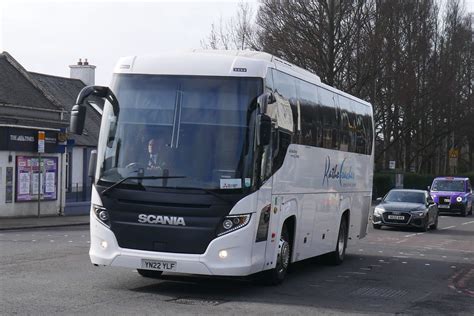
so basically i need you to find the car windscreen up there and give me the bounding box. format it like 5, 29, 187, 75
431, 180, 464, 192
384, 191, 425, 204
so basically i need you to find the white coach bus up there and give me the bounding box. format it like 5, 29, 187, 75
70, 50, 374, 285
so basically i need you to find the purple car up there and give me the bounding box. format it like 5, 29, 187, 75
430, 177, 473, 217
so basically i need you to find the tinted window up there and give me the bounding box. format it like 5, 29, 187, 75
271, 69, 372, 155
385, 191, 426, 204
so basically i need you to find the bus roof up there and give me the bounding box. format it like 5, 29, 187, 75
114, 50, 371, 107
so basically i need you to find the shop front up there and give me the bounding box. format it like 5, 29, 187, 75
0, 126, 67, 217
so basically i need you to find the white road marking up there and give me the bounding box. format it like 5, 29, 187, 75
345, 272, 367, 275
360, 268, 372, 271
441, 226, 455, 230
370, 264, 382, 267
419, 254, 425, 257
394, 256, 408, 258
378, 251, 383, 253
359, 249, 364, 251
461, 221, 474, 225
451, 266, 456, 269
50, 240, 54, 242
425, 263, 430, 266
68, 241, 73, 243
404, 233, 417, 238
402, 262, 407, 264
442, 256, 447, 258
32, 240, 36, 242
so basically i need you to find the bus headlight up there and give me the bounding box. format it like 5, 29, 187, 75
217, 214, 251, 236
93, 205, 110, 228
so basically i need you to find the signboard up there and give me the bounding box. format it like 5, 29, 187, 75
0, 127, 59, 153
449, 148, 459, 159
38, 131, 45, 153
15, 156, 58, 202
389, 161, 396, 170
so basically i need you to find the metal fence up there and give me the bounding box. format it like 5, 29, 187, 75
66, 183, 92, 202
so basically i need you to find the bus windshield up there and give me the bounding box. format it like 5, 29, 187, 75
97, 74, 262, 191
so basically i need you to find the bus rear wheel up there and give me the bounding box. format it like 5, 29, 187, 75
263, 224, 290, 285
328, 216, 348, 265
137, 269, 163, 279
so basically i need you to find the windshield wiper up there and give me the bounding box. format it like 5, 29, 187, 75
101, 175, 186, 196
178, 187, 236, 205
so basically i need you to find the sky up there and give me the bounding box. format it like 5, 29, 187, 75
0, 0, 258, 85
0, 0, 473, 86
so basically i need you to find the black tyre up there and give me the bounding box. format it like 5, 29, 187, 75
420, 219, 429, 232
137, 269, 163, 279
372, 223, 382, 229
328, 216, 348, 265
263, 224, 291, 285
469, 206, 473, 216
461, 207, 468, 217
430, 214, 438, 230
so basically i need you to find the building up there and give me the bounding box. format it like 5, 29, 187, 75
0, 52, 100, 217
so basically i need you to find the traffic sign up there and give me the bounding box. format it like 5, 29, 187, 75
38, 131, 45, 153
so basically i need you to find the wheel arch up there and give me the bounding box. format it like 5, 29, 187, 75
282, 215, 296, 263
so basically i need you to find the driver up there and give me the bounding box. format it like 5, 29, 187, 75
147, 137, 167, 170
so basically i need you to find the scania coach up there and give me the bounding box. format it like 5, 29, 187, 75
70, 50, 374, 284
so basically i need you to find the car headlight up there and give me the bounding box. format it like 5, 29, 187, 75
92, 204, 110, 227
456, 196, 463, 203
374, 207, 384, 216
217, 214, 251, 236
412, 211, 426, 217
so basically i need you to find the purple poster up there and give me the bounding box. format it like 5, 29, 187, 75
16, 156, 58, 202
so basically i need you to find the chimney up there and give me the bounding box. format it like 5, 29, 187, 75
69, 58, 96, 86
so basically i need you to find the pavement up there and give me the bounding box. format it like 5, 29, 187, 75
0, 214, 89, 231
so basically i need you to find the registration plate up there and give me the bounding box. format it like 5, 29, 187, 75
388, 215, 405, 220
438, 204, 450, 209
444, 199, 450, 203
141, 259, 177, 271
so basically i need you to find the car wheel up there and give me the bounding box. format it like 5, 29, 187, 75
430, 214, 438, 230
461, 207, 468, 217
420, 219, 429, 232
263, 224, 291, 285
469, 205, 473, 216
137, 269, 163, 279
372, 223, 382, 229
328, 216, 348, 265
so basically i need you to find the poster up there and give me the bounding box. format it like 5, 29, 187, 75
16, 156, 58, 202
5, 167, 13, 203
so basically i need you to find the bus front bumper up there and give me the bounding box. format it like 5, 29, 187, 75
89, 213, 261, 276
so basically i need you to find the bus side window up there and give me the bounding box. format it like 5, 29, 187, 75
272, 131, 292, 173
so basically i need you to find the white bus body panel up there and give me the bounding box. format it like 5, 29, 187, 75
90, 186, 268, 276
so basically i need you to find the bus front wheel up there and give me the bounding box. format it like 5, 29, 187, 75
263, 224, 291, 285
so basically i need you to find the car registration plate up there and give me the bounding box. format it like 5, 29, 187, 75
141, 259, 177, 271
438, 204, 449, 209
444, 199, 450, 203
388, 215, 405, 220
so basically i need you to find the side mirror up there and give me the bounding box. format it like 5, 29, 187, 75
256, 92, 276, 113
70, 85, 119, 135
70, 103, 86, 135
258, 114, 272, 146
374, 197, 382, 205
427, 185, 431, 191
88, 150, 97, 180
